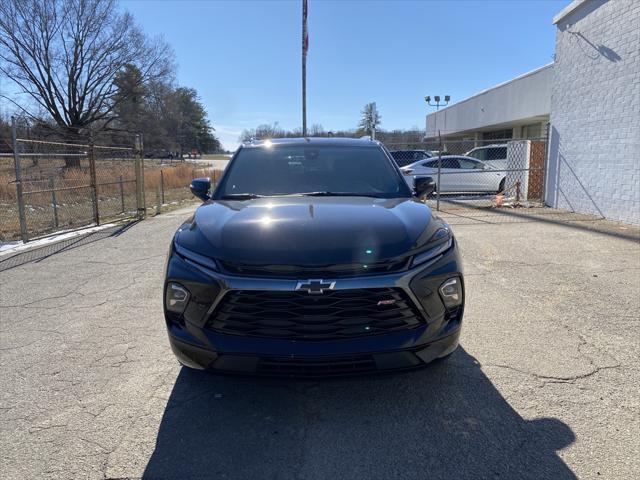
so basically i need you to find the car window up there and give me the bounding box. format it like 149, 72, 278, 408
487, 147, 507, 160
458, 158, 482, 169
467, 149, 485, 161
422, 158, 460, 168
219, 145, 409, 198
440, 157, 460, 169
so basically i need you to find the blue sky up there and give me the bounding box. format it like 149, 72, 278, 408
3, 0, 566, 150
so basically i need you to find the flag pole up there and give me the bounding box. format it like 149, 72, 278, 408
302, 0, 308, 137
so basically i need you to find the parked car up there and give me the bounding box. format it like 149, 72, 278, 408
465, 144, 508, 171
389, 149, 432, 167
163, 137, 464, 376
400, 155, 506, 193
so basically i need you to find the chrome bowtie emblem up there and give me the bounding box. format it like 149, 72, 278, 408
295, 279, 336, 295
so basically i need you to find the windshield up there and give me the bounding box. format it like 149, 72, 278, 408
217, 145, 410, 198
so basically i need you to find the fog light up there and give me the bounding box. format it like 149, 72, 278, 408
439, 277, 462, 309
166, 283, 190, 314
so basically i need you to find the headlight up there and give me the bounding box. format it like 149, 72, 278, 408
439, 277, 463, 309
165, 282, 190, 314
173, 240, 219, 272
411, 237, 452, 267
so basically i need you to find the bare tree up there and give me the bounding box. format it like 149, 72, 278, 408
0, 0, 173, 165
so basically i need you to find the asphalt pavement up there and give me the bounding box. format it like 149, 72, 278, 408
1, 205, 638, 479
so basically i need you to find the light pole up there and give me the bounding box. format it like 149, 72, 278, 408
425, 94, 450, 139
424, 95, 450, 111
424, 95, 450, 212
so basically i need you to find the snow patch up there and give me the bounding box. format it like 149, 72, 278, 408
0, 223, 117, 257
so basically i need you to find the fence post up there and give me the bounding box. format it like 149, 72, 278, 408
156, 181, 162, 215
49, 177, 59, 228
119, 175, 125, 213
134, 134, 146, 219
11, 116, 29, 242
160, 169, 165, 205
541, 122, 550, 206
88, 139, 99, 225
436, 130, 442, 211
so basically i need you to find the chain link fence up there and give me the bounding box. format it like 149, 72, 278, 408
385, 135, 548, 212
1, 117, 223, 244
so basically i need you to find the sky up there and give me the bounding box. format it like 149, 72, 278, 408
2, 0, 567, 150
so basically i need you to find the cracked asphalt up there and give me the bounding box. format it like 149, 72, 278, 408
1, 205, 639, 480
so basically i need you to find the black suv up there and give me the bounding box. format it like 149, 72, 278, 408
389, 149, 432, 167
163, 137, 464, 376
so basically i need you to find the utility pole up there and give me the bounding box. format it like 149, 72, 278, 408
302, 0, 308, 136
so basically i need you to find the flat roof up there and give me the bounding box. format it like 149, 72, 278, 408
553, 0, 589, 24
426, 63, 552, 137
431, 63, 553, 116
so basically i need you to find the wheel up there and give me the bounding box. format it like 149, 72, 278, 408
498, 178, 505, 193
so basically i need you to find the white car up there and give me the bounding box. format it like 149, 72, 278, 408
401, 155, 506, 193
465, 144, 508, 171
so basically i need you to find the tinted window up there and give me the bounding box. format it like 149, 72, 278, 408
458, 158, 482, 169
219, 145, 408, 198
467, 149, 485, 161
389, 151, 416, 167
487, 147, 507, 160
422, 158, 460, 168
440, 157, 460, 169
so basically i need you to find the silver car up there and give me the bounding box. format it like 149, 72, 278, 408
400, 155, 506, 193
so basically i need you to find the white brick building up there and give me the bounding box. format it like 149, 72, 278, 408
425, 0, 639, 223
546, 0, 639, 224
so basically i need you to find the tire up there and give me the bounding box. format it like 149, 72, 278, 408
498, 178, 505, 193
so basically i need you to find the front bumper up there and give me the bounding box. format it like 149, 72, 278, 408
163, 240, 464, 376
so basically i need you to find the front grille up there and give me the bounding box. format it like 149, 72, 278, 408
257, 354, 377, 376
206, 288, 424, 341
218, 258, 409, 278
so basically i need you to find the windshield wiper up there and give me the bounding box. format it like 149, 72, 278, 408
220, 193, 263, 200
299, 191, 385, 198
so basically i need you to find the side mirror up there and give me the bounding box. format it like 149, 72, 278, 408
414, 176, 436, 198
190, 177, 211, 201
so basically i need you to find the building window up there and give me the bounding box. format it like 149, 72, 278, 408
522, 123, 542, 139
482, 129, 513, 141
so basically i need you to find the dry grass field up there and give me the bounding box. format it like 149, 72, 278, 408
0, 158, 222, 243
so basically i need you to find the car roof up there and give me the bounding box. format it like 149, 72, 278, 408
242, 137, 379, 148
401, 155, 484, 168
468, 144, 507, 151
389, 149, 427, 152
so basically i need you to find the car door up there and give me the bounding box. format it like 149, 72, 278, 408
457, 158, 503, 192
431, 157, 460, 192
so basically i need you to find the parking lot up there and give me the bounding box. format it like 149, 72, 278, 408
1, 205, 638, 480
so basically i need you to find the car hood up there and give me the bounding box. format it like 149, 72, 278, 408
175, 196, 440, 266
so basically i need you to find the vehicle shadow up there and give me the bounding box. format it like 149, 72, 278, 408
142, 348, 576, 480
